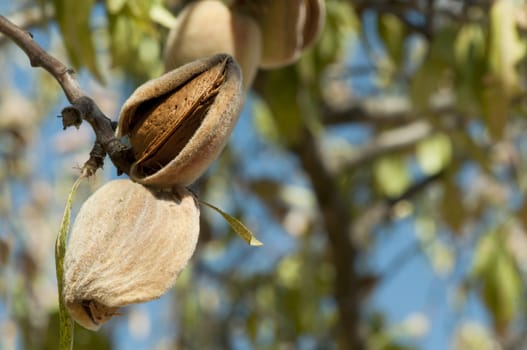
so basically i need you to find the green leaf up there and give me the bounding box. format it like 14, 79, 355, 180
52, 0, 104, 82
452, 322, 497, 350
488, 0, 526, 93
410, 26, 457, 110
471, 228, 523, 335
416, 133, 452, 175
378, 13, 406, 68
481, 0, 527, 140
106, 0, 127, 14
373, 155, 410, 197
200, 201, 263, 246
55, 176, 85, 350
316, 1, 358, 65
252, 97, 280, 144
149, 3, 177, 28
454, 23, 486, 114
471, 230, 497, 277
106, 4, 162, 79
262, 67, 303, 144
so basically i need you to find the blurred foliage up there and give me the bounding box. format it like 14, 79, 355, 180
3, 0, 527, 349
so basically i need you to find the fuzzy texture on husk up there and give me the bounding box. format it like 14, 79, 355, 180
63, 179, 200, 330
117, 54, 243, 187
252, 0, 325, 69
164, 0, 262, 89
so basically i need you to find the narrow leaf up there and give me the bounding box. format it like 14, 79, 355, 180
378, 13, 406, 67
200, 201, 263, 246
52, 0, 104, 82
55, 176, 84, 350
149, 3, 177, 29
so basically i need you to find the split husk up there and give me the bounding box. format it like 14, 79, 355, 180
117, 54, 243, 187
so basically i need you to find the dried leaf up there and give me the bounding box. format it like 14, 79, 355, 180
200, 200, 263, 246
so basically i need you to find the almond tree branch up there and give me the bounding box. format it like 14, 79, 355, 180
323, 104, 414, 125
0, 15, 132, 175
0, 15, 82, 101
293, 127, 365, 350
0, 4, 54, 47
353, 170, 445, 248
338, 120, 433, 172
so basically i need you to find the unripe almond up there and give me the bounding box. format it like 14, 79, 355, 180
63, 179, 200, 330
117, 54, 243, 187
164, 0, 262, 89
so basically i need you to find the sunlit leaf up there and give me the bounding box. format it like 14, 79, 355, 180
149, 3, 177, 28
138, 36, 160, 67
488, 0, 526, 93
52, 0, 103, 82
453, 322, 499, 350
105, 0, 126, 14
483, 251, 522, 336
481, 0, 527, 140
253, 97, 280, 144
316, 1, 358, 65
374, 155, 410, 197
472, 230, 496, 277
277, 255, 302, 288
427, 241, 455, 276
106, 2, 162, 79
416, 133, 452, 175
126, 0, 155, 18
200, 201, 263, 246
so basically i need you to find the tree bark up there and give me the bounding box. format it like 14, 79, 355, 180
294, 128, 365, 350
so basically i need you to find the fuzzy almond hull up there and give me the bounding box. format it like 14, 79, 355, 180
63, 179, 200, 330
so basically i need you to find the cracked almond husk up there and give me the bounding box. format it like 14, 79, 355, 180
117, 54, 243, 187
63, 179, 200, 330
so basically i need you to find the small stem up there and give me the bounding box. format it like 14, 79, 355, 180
83, 141, 106, 177
68, 97, 133, 175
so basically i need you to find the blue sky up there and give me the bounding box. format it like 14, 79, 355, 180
0, 3, 496, 349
